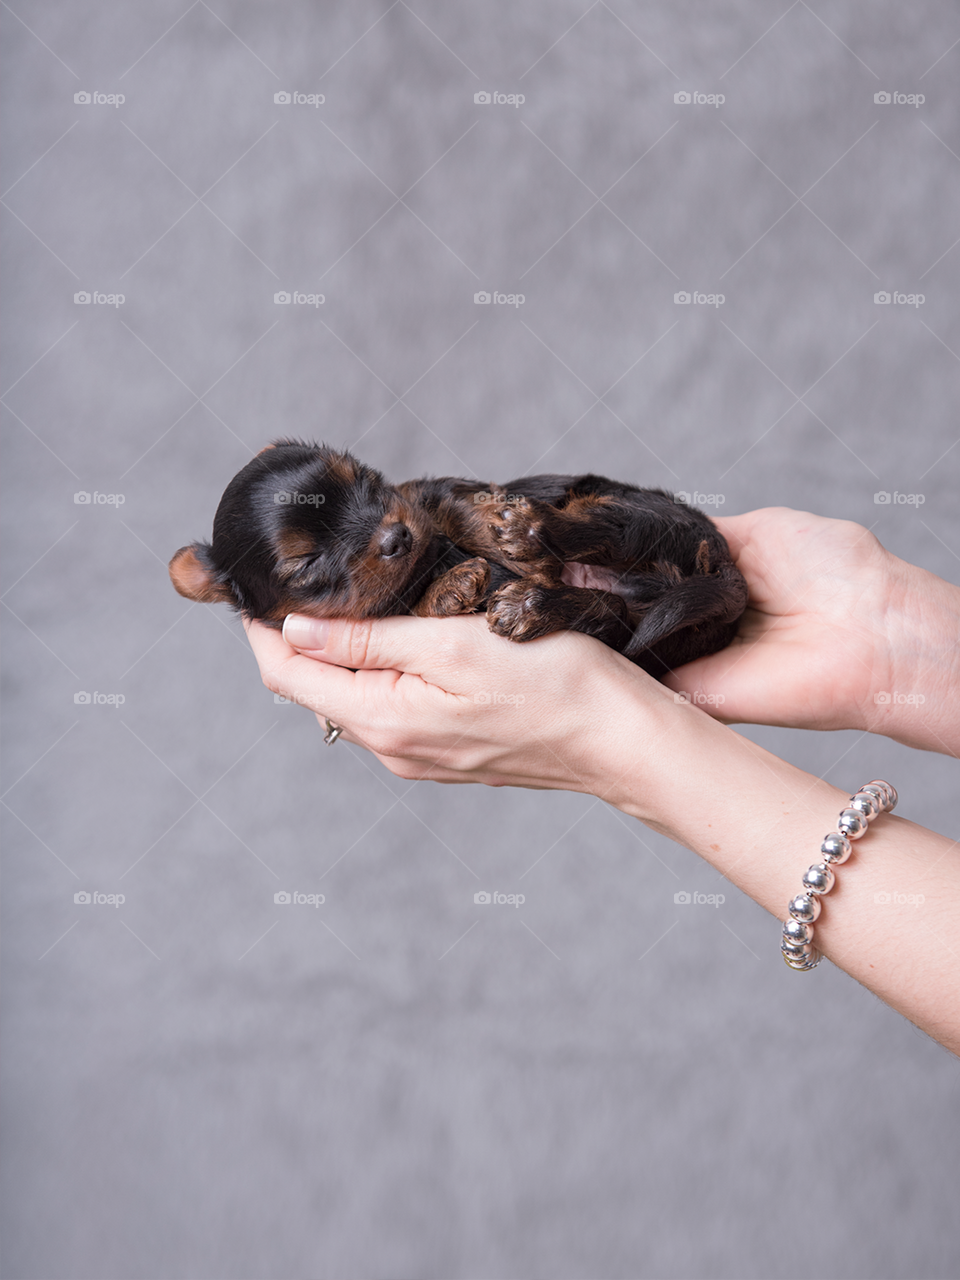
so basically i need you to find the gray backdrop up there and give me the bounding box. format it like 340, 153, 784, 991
2, 3, 959, 1278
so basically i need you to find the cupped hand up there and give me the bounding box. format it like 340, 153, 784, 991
662, 508, 899, 733
244, 613, 676, 796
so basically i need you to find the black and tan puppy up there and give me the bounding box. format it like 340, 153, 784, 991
169, 441, 748, 677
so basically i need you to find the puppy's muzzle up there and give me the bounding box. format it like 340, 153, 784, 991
378, 523, 413, 558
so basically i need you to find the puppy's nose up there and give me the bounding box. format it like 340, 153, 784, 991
378, 523, 413, 558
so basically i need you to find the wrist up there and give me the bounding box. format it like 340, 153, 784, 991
862, 552, 960, 754
600, 696, 850, 916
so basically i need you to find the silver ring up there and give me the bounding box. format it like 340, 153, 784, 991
323, 718, 344, 745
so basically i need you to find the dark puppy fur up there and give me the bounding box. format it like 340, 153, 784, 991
169, 440, 748, 678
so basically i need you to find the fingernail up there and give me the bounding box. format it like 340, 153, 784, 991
282, 615, 329, 649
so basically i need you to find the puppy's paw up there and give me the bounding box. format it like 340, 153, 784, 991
486, 580, 554, 641
416, 557, 490, 616
486, 496, 551, 562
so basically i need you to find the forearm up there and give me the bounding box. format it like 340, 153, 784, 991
260, 613, 960, 1051
600, 699, 960, 1055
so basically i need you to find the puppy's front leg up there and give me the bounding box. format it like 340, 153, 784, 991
411, 558, 490, 617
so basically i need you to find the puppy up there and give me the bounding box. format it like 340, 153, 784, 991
169, 440, 748, 677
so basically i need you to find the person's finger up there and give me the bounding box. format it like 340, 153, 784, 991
662, 626, 794, 727
710, 511, 764, 561
281, 612, 490, 682
244, 616, 373, 720
243, 616, 296, 668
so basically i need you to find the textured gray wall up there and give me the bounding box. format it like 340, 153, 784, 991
2, 4, 959, 1278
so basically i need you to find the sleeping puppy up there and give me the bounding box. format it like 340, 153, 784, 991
169, 440, 748, 677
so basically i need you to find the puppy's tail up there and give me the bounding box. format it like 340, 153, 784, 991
624, 559, 748, 674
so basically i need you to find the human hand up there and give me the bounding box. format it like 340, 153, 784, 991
662, 507, 960, 754
245, 613, 677, 800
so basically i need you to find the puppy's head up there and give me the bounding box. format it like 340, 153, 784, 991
169, 441, 439, 624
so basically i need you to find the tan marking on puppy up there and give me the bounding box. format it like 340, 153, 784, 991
168, 546, 234, 603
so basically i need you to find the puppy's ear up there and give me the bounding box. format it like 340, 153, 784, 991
169, 543, 234, 604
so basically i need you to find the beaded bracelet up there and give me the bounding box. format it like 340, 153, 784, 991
781, 779, 898, 971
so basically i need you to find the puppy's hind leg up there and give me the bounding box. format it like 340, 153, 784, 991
487, 580, 633, 646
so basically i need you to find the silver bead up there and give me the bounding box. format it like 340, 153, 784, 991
849, 791, 881, 821
802, 862, 836, 895
866, 779, 897, 812
821, 831, 852, 864
838, 808, 868, 839
780, 938, 810, 958
783, 917, 814, 946
859, 783, 888, 809
859, 783, 886, 810
788, 892, 821, 923
781, 942, 821, 971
